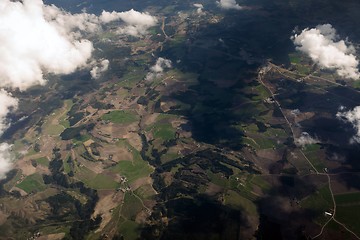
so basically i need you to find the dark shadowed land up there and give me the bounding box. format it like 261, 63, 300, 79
1, 0, 360, 239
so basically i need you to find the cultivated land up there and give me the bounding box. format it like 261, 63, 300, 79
1, 1, 360, 240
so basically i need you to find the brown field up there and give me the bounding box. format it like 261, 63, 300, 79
123, 132, 142, 152
253, 149, 283, 173
93, 190, 124, 233
100, 144, 133, 163
330, 174, 360, 195
38, 233, 66, 240
129, 177, 153, 191
205, 183, 224, 196
0, 188, 58, 224
142, 113, 160, 127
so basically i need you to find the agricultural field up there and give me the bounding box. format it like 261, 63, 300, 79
2, 1, 360, 239
101, 110, 139, 124
16, 173, 46, 193
333, 192, 360, 236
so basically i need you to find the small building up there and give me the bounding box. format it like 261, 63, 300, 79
324, 211, 332, 217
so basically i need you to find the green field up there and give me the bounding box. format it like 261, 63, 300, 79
152, 123, 176, 141
301, 185, 333, 225
251, 85, 271, 101
155, 113, 178, 121
110, 142, 153, 183
46, 125, 65, 136
118, 220, 140, 240
118, 70, 146, 88
302, 146, 325, 172
335, 205, 360, 236
133, 184, 156, 199
59, 100, 74, 128
35, 157, 49, 167
145, 115, 178, 143
110, 160, 153, 184
101, 110, 139, 124
225, 190, 258, 215
235, 179, 259, 202
305, 154, 325, 172
43, 99, 73, 136
335, 192, 360, 205
121, 193, 143, 220
207, 171, 230, 188
253, 137, 276, 149
264, 128, 288, 138
16, 173, 46, 193
288, 53, 301, 64
241, 137, 260, 149
303, 144, 321, 152
63, 158, 71, 174
90, 174, 119, 189
251, 175, 271, 193
112, 192, 144, 240
76, 166, 119, 190
333, 192, 360, 235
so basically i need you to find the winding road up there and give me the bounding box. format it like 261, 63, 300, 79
258, 63, 360, 239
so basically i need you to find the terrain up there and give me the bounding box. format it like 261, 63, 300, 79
1, 0, 360, 239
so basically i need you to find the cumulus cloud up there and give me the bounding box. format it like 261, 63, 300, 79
44, 5, 102, 36
0, 90, 18, 135
295, 132, 319, 146
194, 3, 204, 8
0, 143, 13, 180
101, 9, 158, 37
290, 109, 301, 116
145, 57, 172, 81
0, 0, 157, 179
0, 0, 89, 179
216, 0, 244, 10
0, 0, 97, 91
0, 91, 16, 180
90, 59, 110, 79
292, 24, 360, 80
0, 1, 158, 91
151, 58, 172, 73
337, 106, 360, 143
193, 3, 205, 15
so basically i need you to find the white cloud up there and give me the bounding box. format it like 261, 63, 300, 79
145, 57, 172, 81
292, 24, 360, 80
0, 0, 157, 179
151, 57, 172, 73
0, 90, 18, 135
0, 0, 97, 91
193, 3, 205, 15
0, 88, 16, 181
44, 5, 102, 36
337, 106, 360, 143
0, 143, 13, 180
290, 109, 301, 116
100, 10, 123, 23
90, 59, 110, 79
216, 0, 244, 10
101, 9, 158, 37
0, 1, 158, 91
194, 3, 204, 8
295, 132, 319, 146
